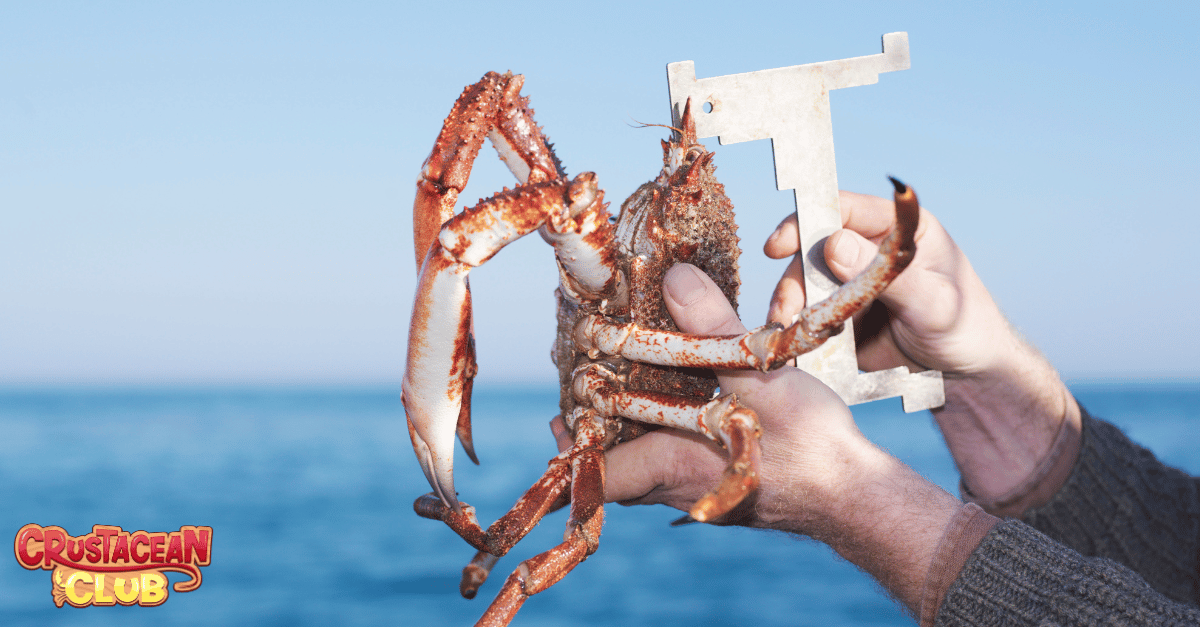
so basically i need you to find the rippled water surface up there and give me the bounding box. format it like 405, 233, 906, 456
1, 383, 1197, 626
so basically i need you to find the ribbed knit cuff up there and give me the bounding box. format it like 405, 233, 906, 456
918, 503, 999, 627
1021, 411, 1200, 604
935, 519, 1200, 625
960, 396, 1082, 518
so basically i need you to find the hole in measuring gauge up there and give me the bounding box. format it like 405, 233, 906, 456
703, 101, 714, 113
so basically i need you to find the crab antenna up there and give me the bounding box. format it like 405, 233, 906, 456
629, 119, 683, 134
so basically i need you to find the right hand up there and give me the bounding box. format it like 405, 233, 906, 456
765, 189, 1080, 508
764, 189, 1016, 377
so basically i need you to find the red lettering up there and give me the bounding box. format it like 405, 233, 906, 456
84, 536, 103, 563
149, 534, 165, 563
15, 524, 212, 573
95, 527, 118, 563
111, 535, 130, 562
15, 525, 43, 568
131, 534, 150, 564
43, 528, 66, 568
66, 538, 86, 562
66, 535, 87, 562
183, 528, 211, 564
164, 534, 184, 563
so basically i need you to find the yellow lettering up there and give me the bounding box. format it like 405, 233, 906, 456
139, 572, 167, 605
92, 573, 115, 605
65, 571, 94, 606
114, 576, 140, 604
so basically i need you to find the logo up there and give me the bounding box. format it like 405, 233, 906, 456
14, 524, 212, 607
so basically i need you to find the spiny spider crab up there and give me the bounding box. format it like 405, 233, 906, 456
404, 71, 920, 626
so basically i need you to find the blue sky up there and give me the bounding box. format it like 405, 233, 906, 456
2, 1, 1197, 385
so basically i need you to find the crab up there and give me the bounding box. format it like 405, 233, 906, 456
403, 71, 920, 626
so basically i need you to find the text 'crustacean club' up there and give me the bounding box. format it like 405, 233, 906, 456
14, 524, 213, 607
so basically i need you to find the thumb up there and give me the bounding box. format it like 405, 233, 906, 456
661, 263, 748, 336
662, 263, 779, 402
825, 228, 877, 284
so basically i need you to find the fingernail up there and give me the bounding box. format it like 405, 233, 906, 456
664, 264, 708, 306
829, 231, 860, 270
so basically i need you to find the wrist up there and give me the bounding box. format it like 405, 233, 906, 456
934, 335, 1080, 506
824, 446, 962, 613
746, 420, 966, 613
752, 429, 880, 533
770, 436, 962, 612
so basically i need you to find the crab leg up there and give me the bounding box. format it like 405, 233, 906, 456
575, 178, 921, 373
414, 410, 600, 594
414, 410, 604, 612
460, 551, 500, 600
474, 413, 606, 627
571, 364, 762, 522
413, 71, 564, 268
412, 451, 573, 557
413, 72, 566, 471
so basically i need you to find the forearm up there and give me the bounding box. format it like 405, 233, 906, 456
933, 333, 1082, 515
754, 436, 965, 613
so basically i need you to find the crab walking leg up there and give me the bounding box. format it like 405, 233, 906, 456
475, 414, 607, 627
792, 176, 919, 338
413, 71, 564, 268
415, 412, 594, 599
575, 315, 772, 369
572, 364, 762, 522
460, 551, 500, 600
412, 451, 572, 557
405, 173, 608, 512
575, 178, 922, 373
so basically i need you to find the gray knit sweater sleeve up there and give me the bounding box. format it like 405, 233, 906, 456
935, 412, 1200, 625
936, 521, 1200, 625
1023, 412, 1200, 603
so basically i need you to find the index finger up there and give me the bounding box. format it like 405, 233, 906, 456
764, 190, 899, 260
838, 190, 898, 243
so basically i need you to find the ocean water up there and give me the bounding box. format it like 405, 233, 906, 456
1, 382, 1197, 626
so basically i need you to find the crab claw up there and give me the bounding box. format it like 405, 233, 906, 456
404, 401, 458, 514
404, 245, 476, 514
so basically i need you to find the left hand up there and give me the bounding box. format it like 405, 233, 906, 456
550, 262, 961, 612
549, 263, 903, 531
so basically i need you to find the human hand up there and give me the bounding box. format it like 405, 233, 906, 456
554, 263, 862, 530
764, 190, 1013, 376
764, 189, 1080, 510
551, 262, 961, 610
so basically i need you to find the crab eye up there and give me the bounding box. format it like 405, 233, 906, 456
684, 147, 704, 164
